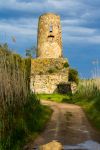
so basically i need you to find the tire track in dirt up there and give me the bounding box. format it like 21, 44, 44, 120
26, 100, 100, 149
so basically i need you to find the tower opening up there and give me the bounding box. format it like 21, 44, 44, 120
50, 24, 53, 32
48, 35, 54, 38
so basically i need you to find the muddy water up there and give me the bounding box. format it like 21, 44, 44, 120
64, 140, 100, 150
33, 140, 100, 150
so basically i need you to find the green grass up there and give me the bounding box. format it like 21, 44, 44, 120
71, 79, 100, 130
22, 104, 52, 149
72, 98, 100, 130
0, 93, 52, 150
37, 93, 71, 103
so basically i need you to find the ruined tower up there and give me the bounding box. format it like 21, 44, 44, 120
37, 13, 62, 58
30, 13, 69, 94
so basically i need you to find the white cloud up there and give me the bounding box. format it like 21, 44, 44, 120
63, 34, 100, 44
61, 19, 86, 26
0, 0, 44, 12
0, 0, 100, 46
62, 25, 100, 44
63, 26, 96, 36
88, 36, 100, 44
0, 18, 37, 37
0, 0, 89, 16
47, 0, 82, 10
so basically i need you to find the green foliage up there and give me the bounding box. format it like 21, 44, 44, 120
38, 94, 71, 103
0, 44, 52, 150
63, 62, 69, 68
0, 93, 52, 150
69, 68, 79, 84
0, 43, 11, 56
72, 80, 100, 101
72, 79, 100, 130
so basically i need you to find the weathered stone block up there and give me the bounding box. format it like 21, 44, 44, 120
30, 73, 68, 94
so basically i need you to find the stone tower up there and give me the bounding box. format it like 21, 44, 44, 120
30, 13, 69, 94
37, 13, 62, 58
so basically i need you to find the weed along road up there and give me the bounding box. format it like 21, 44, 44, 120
28, 100, 100, 150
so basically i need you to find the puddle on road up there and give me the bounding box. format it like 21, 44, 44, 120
64, 140, 100, 150
33, 140, 100, 150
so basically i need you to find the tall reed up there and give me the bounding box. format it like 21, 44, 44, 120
0, 44, 52, 150
76, 79, 100, 100
72, 78, 100, 129
0, 45, 30, 149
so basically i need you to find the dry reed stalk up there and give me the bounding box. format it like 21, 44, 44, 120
0, 48, 30, 148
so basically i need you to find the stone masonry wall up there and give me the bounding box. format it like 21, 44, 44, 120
30, 58, 69, 94
30, 13, 69, 94
37, 13, 62, 58
30, 73, 68, 94
31, 58, 69, 75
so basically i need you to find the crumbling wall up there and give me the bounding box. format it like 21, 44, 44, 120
30, 74, 68, 94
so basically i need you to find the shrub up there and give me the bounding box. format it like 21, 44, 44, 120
63, 62, 69, 68
69, 68, 79, 84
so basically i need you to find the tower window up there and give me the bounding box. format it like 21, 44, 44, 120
50, 24, 53, 32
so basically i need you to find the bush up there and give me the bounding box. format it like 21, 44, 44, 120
69, 68, 79, 84
63, 62, 69, 68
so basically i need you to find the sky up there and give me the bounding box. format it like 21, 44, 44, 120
0, 0, 100, 78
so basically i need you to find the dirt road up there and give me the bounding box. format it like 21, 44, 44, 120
27, 100, 100, 149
